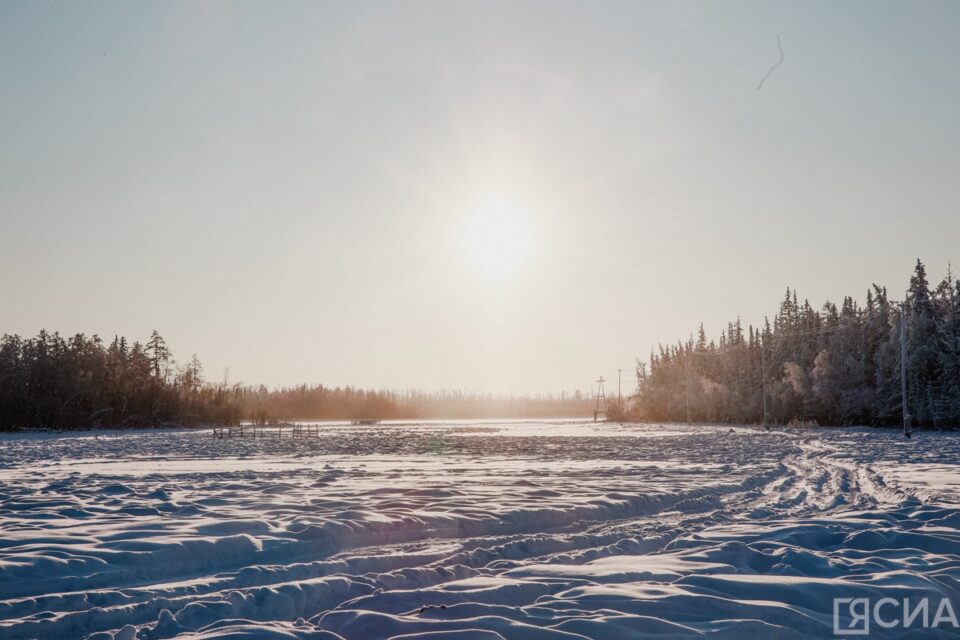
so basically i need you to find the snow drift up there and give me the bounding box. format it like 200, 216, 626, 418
0, 422, 957, 639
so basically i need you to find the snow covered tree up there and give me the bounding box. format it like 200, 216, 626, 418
636, 260, 959, 429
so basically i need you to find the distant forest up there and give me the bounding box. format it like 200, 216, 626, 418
0, 331, 592, 429
5, 259, 957, 431
634, 260, 960, 428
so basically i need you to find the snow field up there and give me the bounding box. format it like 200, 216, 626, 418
0, 422, 958, 639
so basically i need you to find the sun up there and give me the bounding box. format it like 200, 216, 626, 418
464, 198, 532, 279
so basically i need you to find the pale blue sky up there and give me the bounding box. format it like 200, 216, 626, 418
2, 1, 959, 393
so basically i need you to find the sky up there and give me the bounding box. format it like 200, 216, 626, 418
2, 1, 960, 395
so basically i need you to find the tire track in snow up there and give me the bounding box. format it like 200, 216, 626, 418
2, 424, 944, 640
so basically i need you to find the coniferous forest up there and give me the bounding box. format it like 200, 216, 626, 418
0, 331, 242, 429
634, 260, 960, 428
3, 259, 957, 431
0, 330, 591, 429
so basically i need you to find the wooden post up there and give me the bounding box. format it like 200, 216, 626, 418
760, 336, 769, 430
901, 301, 912, 438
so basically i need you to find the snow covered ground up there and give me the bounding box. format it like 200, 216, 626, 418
1, 422, 958, 639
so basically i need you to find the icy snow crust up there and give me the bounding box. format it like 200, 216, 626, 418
0, 422, 958, 639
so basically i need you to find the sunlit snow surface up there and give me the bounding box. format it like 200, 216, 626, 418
1, 422, 959, 639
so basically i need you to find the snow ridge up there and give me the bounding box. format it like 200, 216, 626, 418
0, 423, 957, 639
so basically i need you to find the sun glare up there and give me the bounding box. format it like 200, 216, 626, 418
464, 199, 532, 279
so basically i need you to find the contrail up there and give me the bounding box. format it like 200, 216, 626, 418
756, 35, 784, 91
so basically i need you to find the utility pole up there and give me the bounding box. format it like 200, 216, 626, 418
685, 356, 691, 425
594, 376, 607, 422
760, 336, 769, 431
900, 300, 912, 438
618, 369, 623, 405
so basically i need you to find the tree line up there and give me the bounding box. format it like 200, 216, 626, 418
0, 331, 592, 429
0, 331, 242, 429
634, 260, 960, 428
243, 385, 593, 424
